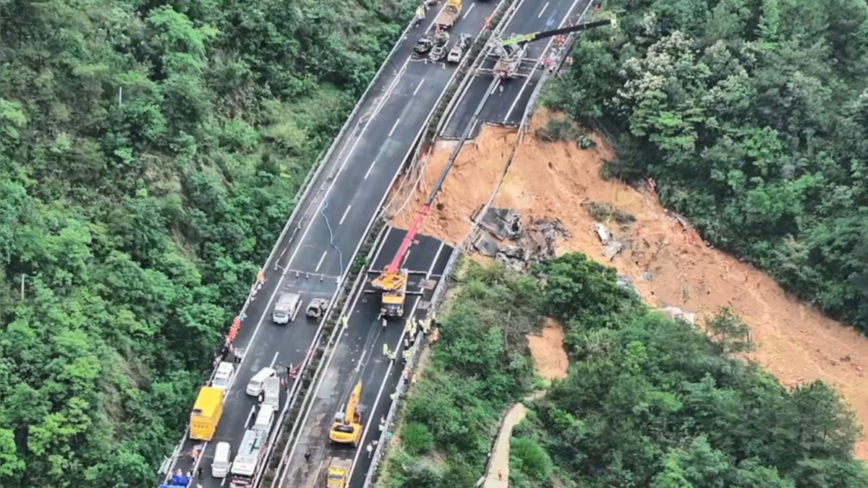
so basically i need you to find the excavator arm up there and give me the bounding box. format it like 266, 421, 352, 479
501, 19, 612, 47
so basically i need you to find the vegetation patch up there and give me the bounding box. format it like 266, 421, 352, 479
0, 0, 413, 485
380, 253, 868, 487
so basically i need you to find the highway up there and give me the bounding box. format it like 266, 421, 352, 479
161, 1, 499, 487
274, 228, 450, 488
442, 0, 594, 138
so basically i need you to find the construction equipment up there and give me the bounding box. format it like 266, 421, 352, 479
189, 386, 224, 441
327, 458, 353, 488
306, 298, 329, 320
488, 19, 613, 78
329, 382, 363, 446
435, 0, 462, 29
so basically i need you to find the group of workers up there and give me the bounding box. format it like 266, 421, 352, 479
382, 312, 437, 363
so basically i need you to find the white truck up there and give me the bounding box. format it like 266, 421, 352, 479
272, 292, 302, 324
229, 428, 268, 488
261, 376, 280, 411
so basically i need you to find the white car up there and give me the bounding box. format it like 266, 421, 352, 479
211, 361, 236, 393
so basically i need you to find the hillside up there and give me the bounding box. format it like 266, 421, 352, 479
377, 257, 868, 487
546, 0, 868, 333
0, 0, 411, 485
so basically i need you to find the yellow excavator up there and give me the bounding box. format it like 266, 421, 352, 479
329, 382, 363, 446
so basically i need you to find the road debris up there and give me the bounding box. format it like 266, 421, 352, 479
470, 207, 569, 270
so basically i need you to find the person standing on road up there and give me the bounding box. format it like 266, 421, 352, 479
197, 466, 203, 478
366, 442, 374, 458
304, 451, 312, 463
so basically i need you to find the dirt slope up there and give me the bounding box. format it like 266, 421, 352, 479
527, 319, 569, 381
389, 111, 868, 459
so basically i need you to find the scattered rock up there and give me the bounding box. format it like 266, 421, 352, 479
660, 306, 697, 326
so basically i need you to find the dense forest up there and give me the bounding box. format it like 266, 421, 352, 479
0, 0, 411, 485
378, 256, 868, 487
545, 0, 868, 331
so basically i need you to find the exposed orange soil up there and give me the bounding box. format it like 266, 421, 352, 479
527, 319, 569, 381
389, 127, 517, 244
389, 110, 868, 459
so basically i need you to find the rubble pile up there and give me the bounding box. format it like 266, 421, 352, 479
470, 207, 570, 271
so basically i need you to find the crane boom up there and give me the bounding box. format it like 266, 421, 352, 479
385, 203, 431, 276
501, 19, 612, 47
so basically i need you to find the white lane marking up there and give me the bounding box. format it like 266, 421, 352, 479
339, 205, 352, 226
347, 241, 446, 481
221, 471, 228, 486
246, 405, 256, 428
274, 0, 453, 279
388, 118, 401, 137
316, 251, 328, 272
269, 351, 280, 368
538, 1, 549, 17
364, 160, 377, 180
278, 228, 394, 487
463, 2, 475, 18
413, 79, 426, 96
503, 0, 584, 123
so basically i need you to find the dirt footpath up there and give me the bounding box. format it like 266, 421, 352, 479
390, 110, 868, 459
485, 403, 529, 488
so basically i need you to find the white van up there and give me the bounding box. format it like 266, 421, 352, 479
211, 361, 235, 393
272, 292, 302, 324
212, 441, 231, 478
253, 404, 276, 432
246, 367, 276, 396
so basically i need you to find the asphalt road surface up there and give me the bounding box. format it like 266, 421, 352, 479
160, 1, 498, 487
442, 0, 594, 138
275, 228, 451, 488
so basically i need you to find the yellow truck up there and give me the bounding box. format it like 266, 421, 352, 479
435, 0, 463, 29
190, 386, 224, 441
326, 458, 352, 488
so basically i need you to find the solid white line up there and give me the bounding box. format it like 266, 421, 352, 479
339, 205, 352, 226
364, 160, 377, 180
388, 118, 401, 137
503, 0, 583, 123
246, 405, 256, 428
347, 241, 445, 480
538, 1, 549, 17
463, 2, 475, 18
278, 228, 394, 486
316, 251, 328, 272
221, 472, 228, 486
269, 351, 280, 368
275, 0, 451, 278
413, 79, 426, 96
